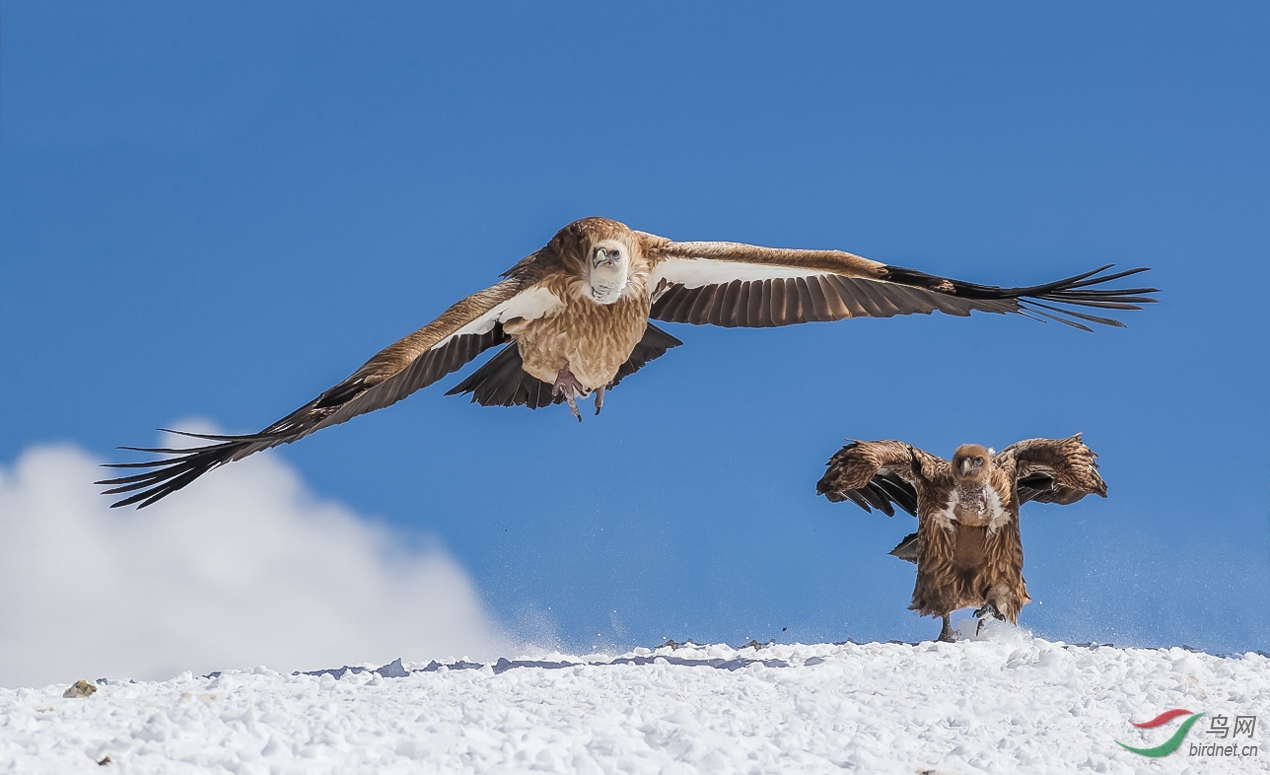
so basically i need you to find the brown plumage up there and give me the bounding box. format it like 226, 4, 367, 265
817, 435, 1108, 642
100, 217, 1152, 508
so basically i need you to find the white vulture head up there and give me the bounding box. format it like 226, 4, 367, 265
586, 237, 632, 304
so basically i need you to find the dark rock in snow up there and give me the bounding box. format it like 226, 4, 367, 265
375, 658, 409, 678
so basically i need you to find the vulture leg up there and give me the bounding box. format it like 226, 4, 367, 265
937, 615, 956, 643
974, 602, 1006, 634
593, 385, 605, 416
552, 365, 585, 422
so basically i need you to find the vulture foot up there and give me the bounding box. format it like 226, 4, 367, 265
593, 385, 605, 416
552, 366, 585, 422
937, 614, 957, 643
973, 602, 1006, 634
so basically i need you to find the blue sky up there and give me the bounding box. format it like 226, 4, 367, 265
2, 2, 1267, 657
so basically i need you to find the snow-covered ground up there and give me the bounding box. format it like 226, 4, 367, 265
1, 626, 1265, 774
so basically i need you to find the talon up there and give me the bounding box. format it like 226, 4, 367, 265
973, 602, 1005, 621
594, 386, 605, 416
973, 602, 1005, 634
553, 366, 586, 423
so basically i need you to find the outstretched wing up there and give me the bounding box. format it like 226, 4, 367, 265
816, 440, 937, 517
99, 278, 563, 508
998, 434, 1108, 506
643, 237, 1157, 331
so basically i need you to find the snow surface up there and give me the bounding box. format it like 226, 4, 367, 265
1, 626, 1266, 774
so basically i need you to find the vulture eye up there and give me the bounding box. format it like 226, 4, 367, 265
975, 456, 983, 465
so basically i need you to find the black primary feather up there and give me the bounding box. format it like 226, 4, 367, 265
98, 326, 510, 508
652, 264, 1156, 330
881, 264, 1158, 331
819, 471, 918, 519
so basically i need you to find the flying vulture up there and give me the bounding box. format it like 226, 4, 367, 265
101, 217, 1153, 508
817, 435, 1108, 642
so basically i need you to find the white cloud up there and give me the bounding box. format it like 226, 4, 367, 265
0, 440, 511, 688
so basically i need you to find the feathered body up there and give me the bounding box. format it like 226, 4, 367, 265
506, 220, 657, 390
817, 436, 1107, 641
911, 447, 1028, 623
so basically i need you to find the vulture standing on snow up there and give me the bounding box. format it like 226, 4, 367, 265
817, 435, 1108, 642
101, 217, 1153, 508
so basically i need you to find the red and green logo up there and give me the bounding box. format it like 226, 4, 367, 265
1118, 709, 1204, 757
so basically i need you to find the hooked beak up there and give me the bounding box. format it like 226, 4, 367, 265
958, 459, 974, 477
593, 252, 616, 269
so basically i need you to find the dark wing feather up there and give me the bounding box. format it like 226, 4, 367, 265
1016, 472, 1061, 505
648, 239, 1156, 331
816, 440, 926, 518
444, 337, 561, 409
99, 280, 535, 508
871, 471, 921, 516
1000, 434, 1108, 506
446, 323, 684, 407
881, 264, 1157, 331
611, 324, 683, 387
889, 532, 919, 564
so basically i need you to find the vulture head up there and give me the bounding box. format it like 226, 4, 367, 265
952, 444, 992, 483
549, 217, 655, 305
587, 237, 632, 304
